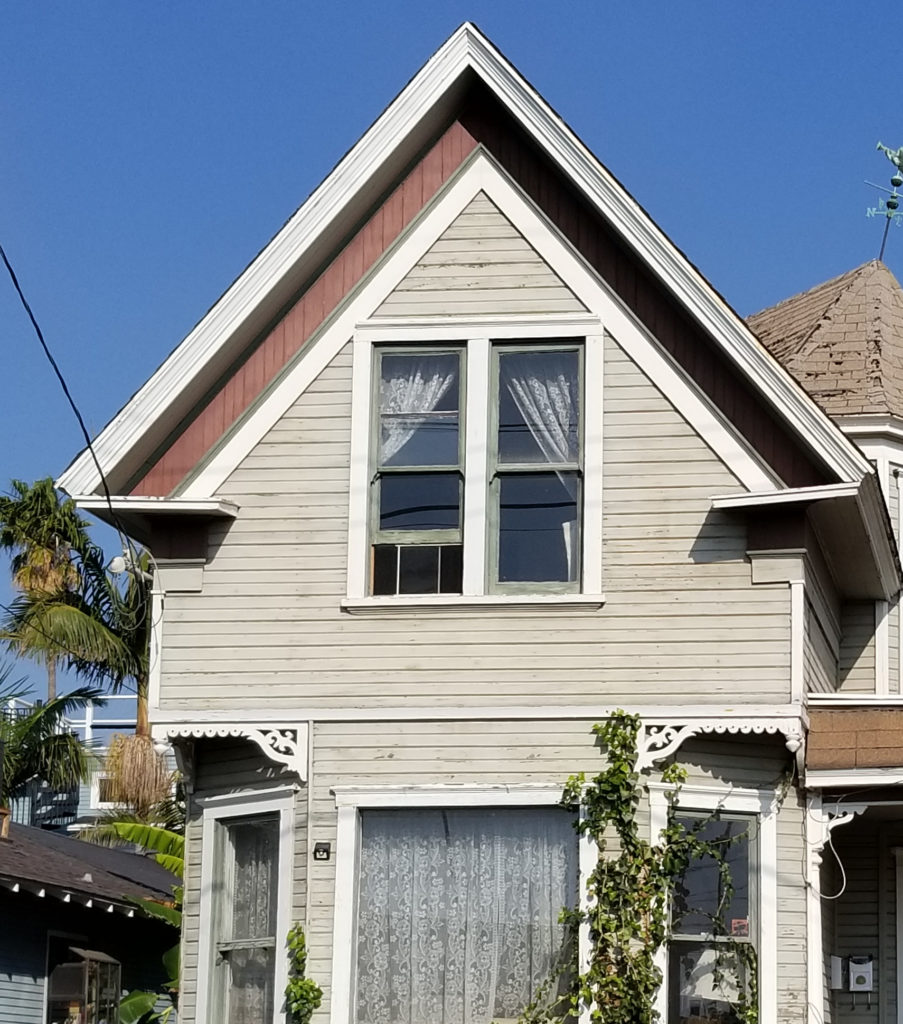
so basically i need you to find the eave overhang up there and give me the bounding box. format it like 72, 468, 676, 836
712, 476, 901, 599
58, 23, 870, 501
72, 495, 238, 546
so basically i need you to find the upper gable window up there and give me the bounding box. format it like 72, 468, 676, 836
346, 322, 603, 606
367, 339, 586, 598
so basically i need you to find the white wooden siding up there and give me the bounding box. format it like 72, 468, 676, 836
157, 335, 793, 710
372, 191, 587, 317
838, 601, 878, 693
180, 741, 307, 1023
806, 596, 838, 693
304, 725, 803, 1024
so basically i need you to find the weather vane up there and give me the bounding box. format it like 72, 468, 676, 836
866, 142, 903, 259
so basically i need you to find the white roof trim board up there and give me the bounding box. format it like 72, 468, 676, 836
58, 22, 872, 496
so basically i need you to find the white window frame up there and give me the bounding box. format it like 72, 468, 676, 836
345, 319, 605, 608
647, 782, 777, 1023
329, 783, 593, 1024
195, 787, 295, 1024
89, 770, 117, 811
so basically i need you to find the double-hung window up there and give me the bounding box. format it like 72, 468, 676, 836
361, 332, 595, 600
371, 348, 464, 595
668, 812, 756, 1024
648, 782, 775, 1024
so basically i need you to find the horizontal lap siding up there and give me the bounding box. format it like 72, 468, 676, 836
159, 336, 791, 710
0, 910, 45, 1024
307, 728, 801, 1024
373, 191, 586, 317
839, 601, 877, 693
806, 596, 837, 693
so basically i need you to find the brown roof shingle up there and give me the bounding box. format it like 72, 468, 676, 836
747, 260, 903, 418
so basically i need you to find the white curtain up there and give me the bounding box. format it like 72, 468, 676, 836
499, 352, 578, 469
380, 355, 458, 464
356, 807, 575, 1024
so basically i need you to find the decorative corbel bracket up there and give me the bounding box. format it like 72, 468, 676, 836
637, 717, 805, 771
810, 800, 868, 870
152, 722, 309, 781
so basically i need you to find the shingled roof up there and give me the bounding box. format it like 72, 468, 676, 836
747, 260, 903, 418
0, 823, 176, 909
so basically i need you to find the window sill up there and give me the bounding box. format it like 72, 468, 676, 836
340, 593, 606, 614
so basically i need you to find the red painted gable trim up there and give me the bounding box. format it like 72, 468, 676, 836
130, 119, 478, 496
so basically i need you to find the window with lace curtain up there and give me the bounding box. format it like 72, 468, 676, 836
370, 341, 584, 596
354, 806, 577, 1024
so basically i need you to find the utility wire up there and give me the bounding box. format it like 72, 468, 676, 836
0, 242, 134, 558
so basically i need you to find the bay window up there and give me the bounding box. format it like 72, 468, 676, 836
362, 333, 593, 599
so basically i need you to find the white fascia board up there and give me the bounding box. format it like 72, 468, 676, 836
839, 415, 903, 442
59, 21, 868, 498
71, 496, 239, 517
806, 768, 903, 788
711, 482, 861, 510
808, 693, 903, 706
459, 27, 869, 484
56, 24, 478, 497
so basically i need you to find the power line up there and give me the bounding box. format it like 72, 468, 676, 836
0, 242, 135, 559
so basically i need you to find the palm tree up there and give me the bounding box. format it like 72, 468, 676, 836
0, 663, 101, 836
0, 478, 91, 698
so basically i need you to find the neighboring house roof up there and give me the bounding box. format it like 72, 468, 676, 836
57, 22, 871, 500
0, 823, 176, 910
748, 260, 903, 419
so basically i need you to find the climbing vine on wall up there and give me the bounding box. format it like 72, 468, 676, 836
285, 924, 323, 1024
522, 711, 758, 1024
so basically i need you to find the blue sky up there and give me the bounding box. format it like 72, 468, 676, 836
1, 2, 901, 691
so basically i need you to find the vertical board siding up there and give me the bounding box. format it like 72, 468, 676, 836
305, 727, 801, 1024
179, 740, 308, 1023
158, 336, 793, 709
373, 191, 587, 317
131, 120, 479, 496
838, 601, 877, 693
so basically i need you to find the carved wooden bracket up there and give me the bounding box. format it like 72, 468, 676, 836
637, 718, 805, 771
156, 723, 309, 780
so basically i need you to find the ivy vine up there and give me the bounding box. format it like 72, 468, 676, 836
520, 711, 759, 1024
285, 924, 323, 1024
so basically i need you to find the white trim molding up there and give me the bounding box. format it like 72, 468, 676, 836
195, 787, 295, 1024
328, 782, 572, 1024
153, 722, 309, 780
58, 23, 870, 499
648, 782, 778, 1024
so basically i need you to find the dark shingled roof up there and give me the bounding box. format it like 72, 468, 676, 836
747, 260, 903, 418
0, 823, 176, 906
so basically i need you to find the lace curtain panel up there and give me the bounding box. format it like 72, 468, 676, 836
379, 354, 459, 464
498, 350, 579, 471
356, 807, 577, 1024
